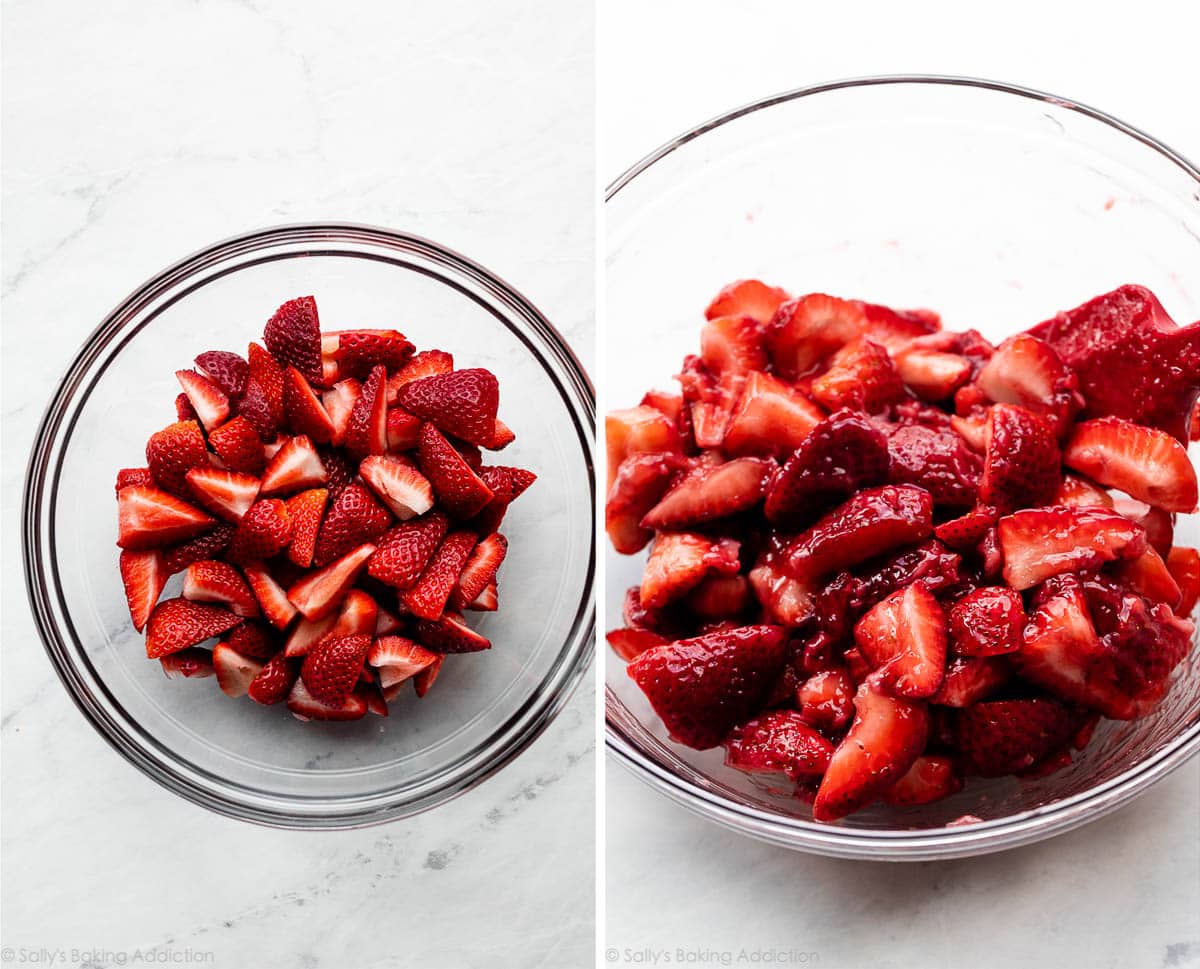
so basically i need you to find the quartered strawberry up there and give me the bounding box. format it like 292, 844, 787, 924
416, 422, 494, 519
893, 345, 971, 401
117, 485, 216, 550
146, 420, 208, 496
163, 523, 234, 574
300, 633, 370, 704
145, 597, 241, 658
174, 392, 198, 422
723, 710, 835, 781
345, 365, 389, 459
998, 505, 1146, 590
160, 647, 216, 679
284, 487, 328, 568
367, 512, 450, 589
119, 548, 168, 631
605, 405, 683, 491
811, 676, 929, 821
641, 532, 741, 610
606, 627, 669, 662
811, 338, 906, 414
976, 333, 1082, 433
368, 636, 440, 688
930, 655, 1011, 707
699, 315, 767, 374
175, 370, 230, 431
677, 357, 741, 450
721, 370, 824, 458
641, 457, 769, 530
627, 624, 788, 749
283, 614, 336, 658
451, 533, 507, 608
396, 368, 500, 448
115, 467, 155, 495
286, 543, 376, 621
881, 755, 963, 806
209, 416, 267, 474
465, 580, 498, 611
785, 485, 934, 584
282, 366, 336, 443
240, 343, 286, 441
360, 455, 434, 520
766, 293, 867, 378
401, 530, 477, 620
227, 621, 279, 660
886, 423, 982, 509
1064, 417, 1198, 513
978, 403, 1061, 513
385, 408, 421, 451
934, 505, 998, 552
247, 653, 298, 705
605, 452, 682, 554
195, 350, 249, 399
321, 329, 414, 381
748, 551, 816, 626
320, 377, 361, 447
242, 562, 300, 629
704, 279, 790, 325
1167, 546, 1200, 616
212, 641, 265, 697
412, 654, 445, 697
324, 589, 378, 640
317, 446, 354, 498
389, 349, 455, 397
414, 611, 491, 653
948, 586, 1024, 656
185, 467, 260, 522
955, 698, 1073, 777
796, 668, 856, 732
227, 498, 292, 563
312, 482, 391, 566
854, 584, 947, 699
263, 296, 323, 385
181, 560, 259, 617
287, 676, 368, 721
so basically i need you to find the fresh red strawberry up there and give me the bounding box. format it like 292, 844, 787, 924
881, 755, 963, 806
411, 654, 445, 697
240, 343, 286, 440
145, 420, 208, 496
785, 485, 934, 584
345, 365, 388, 459
978, 403, 1061, 512
282, 366, 336, 443
796, 668, 856, 733
115, 467, 155, 495
212, 641, 265, 697
766, 293, 867, 378
264, 296, 323, 385
627, 624, 788, 749
1056, 473, 1113, 508
320, 377, 361, 447
184, 467, 260, 522
605, 452, 682, 553
287, 677, 368, 721
286, 543, 376, 621
317, 447, 354, 498
414, 611, 491, 653
227, 498, 292, 563
195, 350, 249, 399
163, 523, 234, 574
764, 410, 889, 528
976, 333, 1082, 432
359, 455, 433, 520
854, 584, 947, 699
175, 369, 230, 432
416, 422, 494, 519
389, 349, 455, 396
704, 279, 790, 325
312, 482, 390, 566
605, 405, 683, 491
145, 597, 241, 658
1064, 417, 1198, 513
119, 549, 168, 631
284, 487, 328, 568
450, 533, 507, 607
641, 532, 741, 610
325, 589, 378, 639
258, 435, 328, 497
500, 465, 536, 498
948, 586, 1024, 656
159, 647, 216, 679
886, 423, 982, 509
368, 636, 440, 688
1167, 546, 1200, 616
174, 392, 198, 422
396, 368, 500, 448
117, 485, 216, 550
227, 621, 278, 660
699, 315, 767, 374
721, 370, 824, 458
811, 338, 905, 414
934, 505, 997, 552
367, 512, 450, 589
723, 710, 835, 780
283, 614, 336, 658
321, 329, 414, 381
640, 457, 769, 530
386, 408, 421, 451
894, 346, 971, 401
998, 505, 1146, 590
242, 562, 300, 629
181, 560, 259, 617
246, 653, 297, 705
685, 573, 750, 620
930, 655, 1011, 707
300, 633, 370, 703
209, 416, 267, 474
606, 628, 669, 662
401, 530, 477, 619
955, 698, 1073, 776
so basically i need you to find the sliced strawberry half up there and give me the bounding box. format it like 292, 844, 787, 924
259, 435, 328, 497
287, 543, 376, 621
263, 296, 323, 385
284, 487, 328, 568
119, 548, 168, 631
641, 457, 769, 530
359, 454, 434, 520
145, 597, 241, 658
145, 420, 209, 496
765, 293, 867, 378
401, 530, 477, 620
367, 512, 451, 590
386, 408, 421, 451
955, 698, 1073, 777
195, 349, 249, 399
185, 467, 260, 522
416, 422, 494, 519
344, 365, 389, 459
605, 452, 683, 554
282, 366, 336, 443
212, 641, 265, 697
930, 655, 1011, 707
811, 338, 905, 414
395, 367, 500, 447
704, 278, 790, 325
246, 653, 298, 705
976, 333, 1082, 432
312, 482, 391, 566
723, 710, 834, 781
321, 329, 414, 380
881, 755, 963, 806
854, 584, 947, 699
301, 633, 370, 704
998, 505, 1147, 590
320, 377, 361, 447
948, 586, 1024, 656
641, 532, 741, 610
894, 346, 971, 401
1064, 417, 1198, 513
283, 614, 337, 658
209, 416, 267, 474
117, 485, 216, 550
721, 370, 824, 458
978, 403, 1061, 513
368, 636, 440, 688
415, 611, 491, 653
175, 369, 230, 431
605, 405, 683, 491
287, 676, 368, 721
242, 562, 299, 629
160, 647, 216, 679
182, 560, 260, 617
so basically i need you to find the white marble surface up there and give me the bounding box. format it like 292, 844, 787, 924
1, 2, 594, 968
602, 2, 1200, 967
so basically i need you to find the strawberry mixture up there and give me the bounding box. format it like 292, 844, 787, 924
116, 296, 534, 721
606, 281, 1200, 822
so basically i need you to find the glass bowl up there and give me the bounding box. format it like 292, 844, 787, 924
24, 223, 595, 828
605, 76, 1200, 859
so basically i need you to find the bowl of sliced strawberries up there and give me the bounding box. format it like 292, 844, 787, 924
24, 224, 594, 827
605, 77, 1200, 858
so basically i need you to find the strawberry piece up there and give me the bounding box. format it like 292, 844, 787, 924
159, 647, 216, 679
367, 512, 450, 590
174, 393, 198, 422
344, 365, 390, 459
145, 420, 208, 496
948, 586, 1024, 657
175, 370, 230, 432
796, 668, 856, 732
860, 302, 942, 351
227, 621, 279, 660
1167, 546, 1200, 616
212, 641, 265, 697
978, 404, 1061, 513
145, 597, 241, 658
413, 655, 445, 697
1113, 546, 1182, 609
811, 677, 930, 821
641, 532, 740, 610
930, 655, 1011, 707
605, 406, 682, 491
894, 346, 971, 401
227, 498, 292, 563
284, 487, 328, 568
283, 614, 337, 658
452, 533, 507, 607
326, 589, 378, 639
287, 676, 367, 721
1056, 473, 1113, 508
641, 457, 769, 530
240, 343, 286, 441
184, 467, 260, 522
301, 633, 370, 704
998, 505, 1147, 590
247, 653, 297, 705
181, 560, 259, 617
1112, 496, 1174, 558
721, 370, 824, 458
117, 485, 216, 550
119, 549, 168, 631
317, 447, 354, 498
723, 710, 834, 780
685, 573, 750, 620
605, 452, 682, 554
699, 315, 767, 374
606, 628, 669, 662
881, 755, 963, 806
242, 562, 300, 629
976, 333, 1082, 432
627, 624, 788, 749
396, 368, 500, 447
854, 539, 962, 611
811, 338, 905, 414
259, 435, 328, 497
955, 698, 1073, 777
704, 279, 790, 325
386, 408, 422, 451
785, 485, 934, 584
312, 482, 391, 566
886, 423, 982, 509
321, 329, 415, 380
416, 422, 494, 519
467, 578, 497, 610
357, 680, 389, 716
374, 603, 404, 632
401, 530, 477, 619
286, 543, 376, 621
389, 349, 455, 396
368, 636, 439, 688
934, 505, 997, 552
854, 584, 947, 699
115, 467, 155, 495
195, 350, 249, 399
282, 366, 336, 443
1064, 417, 1198, 513
748, 551, 816, 626
320, 378, 361, 447
949, 412, 989, 452
163, 524, 234, 574
766, 293, 867, 378
263, 296, 323, 385
209, 417, 267, 474
414, 611, 491, 653
360, 455, 433, 520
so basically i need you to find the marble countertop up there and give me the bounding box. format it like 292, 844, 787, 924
1, 2, 594, 967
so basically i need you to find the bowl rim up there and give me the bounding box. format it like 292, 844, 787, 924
23, 221, 596, 829
603, 74, 1200, 859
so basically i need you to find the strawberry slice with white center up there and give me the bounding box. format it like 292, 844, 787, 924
320, 378, 361, 446
765, 293, 867, 378
359, 454, 434, 520
287, 676, 368, 721
242, 562, 300, 629
182, 560, 260, 617
374, 604, 403, 635
975, 333, 1082, 432
119, 548, 169, 631
881, 755, 963, 806
117, 485, 216, 550
212, 641, 265, 697
723, 710, 835, 781
747, 552, 815, 626
1063, 417, 1198, 513
721, 370, 824, 458
854, 584, 948, 699
930, 655, 1011, 707
1113, 546, 1182, 610
1056, 473, 1114, 508
451, 533, 507, 608
894, 346, 971, 401
466, 579, 498, 611
413, 655, 445, 697
605, 405, 682, 491
259, 435, 329, 497
699, 315, 768, 374
812, 675, 930, 821
326, 589, 378, 639
159, 647, 216, 679
286, 543, 376, 621
145, 597, 241, 658
283, 614, 337, 658
414, 611, 491, 653
640, 532, 741, 610
388, 349, 454, 398
640, 457, 769, 530
368, 635, 440, 688
998, 505, 1147, 590
282, 366, 336, 444
605, 451, 683, 554
704, 279, 790, 325
175, 369, 230, 431
185, 467, 261, 522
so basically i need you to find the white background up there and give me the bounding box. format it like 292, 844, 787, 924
601, 2, 1200, 968
2, 2, 593, 968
